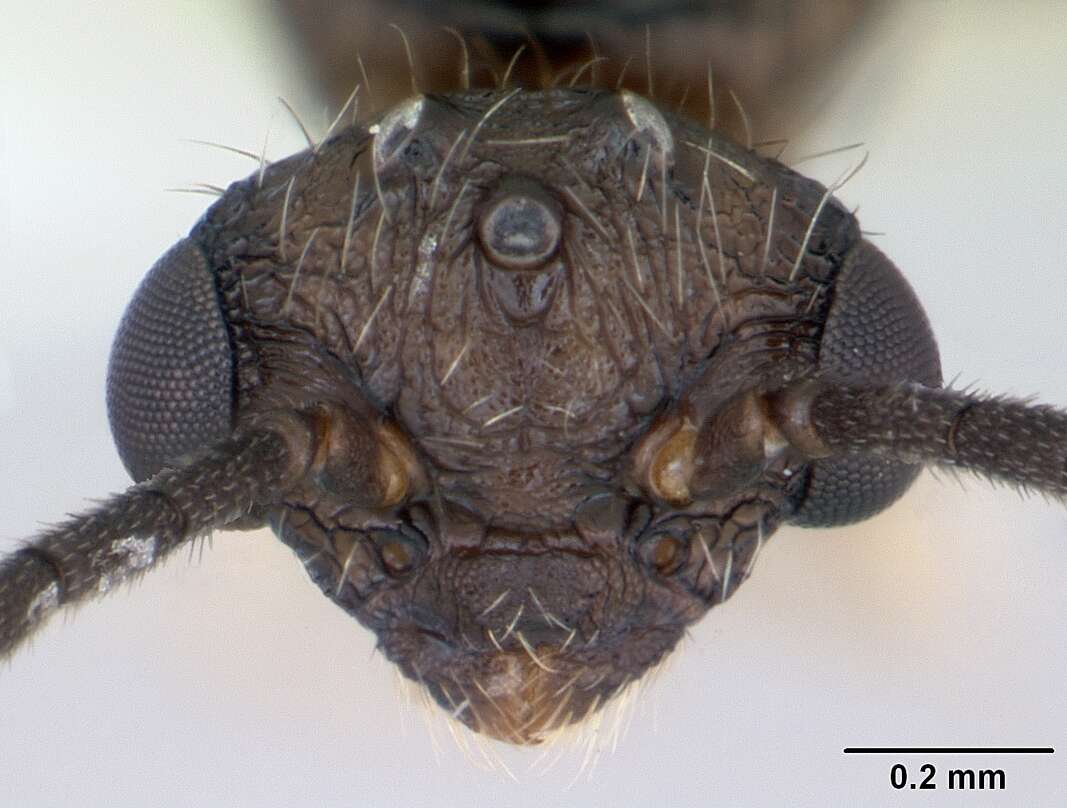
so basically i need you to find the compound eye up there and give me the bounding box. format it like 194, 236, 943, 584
107, 238, 234, 482
638, 531, 688, 576
370, 527, 428, 576
790, 240, 942, 526
477, 182, 562, 270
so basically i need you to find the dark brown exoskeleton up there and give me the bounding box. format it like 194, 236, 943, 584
2, 83, 1065, 745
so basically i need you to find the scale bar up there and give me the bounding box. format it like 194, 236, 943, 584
843, 747, 1054, 755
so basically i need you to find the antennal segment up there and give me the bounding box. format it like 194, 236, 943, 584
0, 426, 306, 659
775, 383, 1067, 500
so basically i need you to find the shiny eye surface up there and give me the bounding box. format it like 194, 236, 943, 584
370, 95, 425, 168
370, 527, 428, 576
478, 191, 561, 270
619, 89, 674, 166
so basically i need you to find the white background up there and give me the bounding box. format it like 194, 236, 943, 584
2, 2, 1065, 806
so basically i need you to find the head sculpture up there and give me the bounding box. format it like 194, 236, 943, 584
99, 87, 940, 742
16, 83, 1064, 747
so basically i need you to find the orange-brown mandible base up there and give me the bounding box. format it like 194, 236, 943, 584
444, 649, 615, 746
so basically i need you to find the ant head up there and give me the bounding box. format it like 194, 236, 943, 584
10, 84, 1065, 749
99, 88, 948, 739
